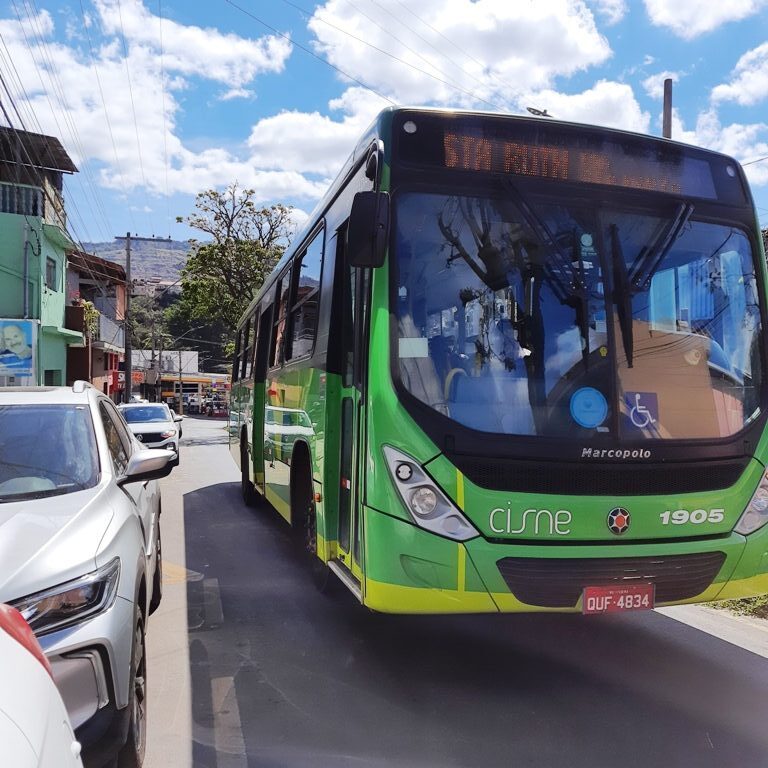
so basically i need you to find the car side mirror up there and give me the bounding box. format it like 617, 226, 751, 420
117, 448, 176, 486
173, 415, 183, 423
347, 191, 389, 268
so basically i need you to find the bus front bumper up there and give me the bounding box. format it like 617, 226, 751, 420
361, 506, 768, 614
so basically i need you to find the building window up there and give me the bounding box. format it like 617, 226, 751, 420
45, 257, 57, 290
44, 369, 61, 385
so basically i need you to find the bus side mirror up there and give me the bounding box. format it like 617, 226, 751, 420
348, 191, 389, 268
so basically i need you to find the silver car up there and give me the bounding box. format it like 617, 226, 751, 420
0, 382, 175, 767
118, 403, 181, 465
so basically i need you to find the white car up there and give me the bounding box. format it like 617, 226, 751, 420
0, 382, 175, 767
118, 403, 182, 464
0, 604, 83, 768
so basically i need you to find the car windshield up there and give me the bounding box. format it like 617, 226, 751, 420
394, 191, 763, 440
0, 405, 99, 501
122, 405, 172, 423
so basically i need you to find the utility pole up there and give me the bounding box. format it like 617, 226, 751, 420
662, 78, 673, 139
115, 234, 172, 403
124, 232, 132, 401
178, 349, 184, 416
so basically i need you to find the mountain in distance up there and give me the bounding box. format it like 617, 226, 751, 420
82, 239, 192, 280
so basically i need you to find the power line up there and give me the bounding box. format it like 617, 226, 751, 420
387, 0, 520, 99
78, 0, 139, 235
7, 1, 113, 242
158, 0, 172, 236
222, 0, 396, 105
743, 155, 768, 167
277, 0, 499, 109
116, 0, 155, 234
362, 0, 512, 107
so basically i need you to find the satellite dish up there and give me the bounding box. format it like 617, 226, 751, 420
526, 107, 551, 117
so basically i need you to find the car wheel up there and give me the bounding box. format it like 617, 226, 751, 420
149, 525, 162, 616
117, 615, 147, 768
241, 439, 258, 508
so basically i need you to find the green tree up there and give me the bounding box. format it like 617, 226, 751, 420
176, 184, 294, 331
129, 295, 167, 349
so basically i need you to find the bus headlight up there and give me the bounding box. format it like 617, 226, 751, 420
735, 471, 768, 535
410, 487, 438, 518
383, 446, 478, 541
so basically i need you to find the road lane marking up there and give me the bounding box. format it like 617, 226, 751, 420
162, 560, 204, 585
211, 676, 247, 768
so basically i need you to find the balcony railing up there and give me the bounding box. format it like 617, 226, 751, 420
0, 182, 43, 216
0, 181, 66, 229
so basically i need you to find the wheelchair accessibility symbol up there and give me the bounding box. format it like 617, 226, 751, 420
625, 391, 659, 429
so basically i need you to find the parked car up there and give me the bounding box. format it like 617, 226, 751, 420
0, 604, 83, 768
0, 382, 176, 767
169, 409, 183, 438
118, 402, 182, 465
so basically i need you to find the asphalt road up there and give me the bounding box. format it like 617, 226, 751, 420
146, 415, 768, 768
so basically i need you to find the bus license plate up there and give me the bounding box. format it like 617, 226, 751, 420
582, 584, 655, 615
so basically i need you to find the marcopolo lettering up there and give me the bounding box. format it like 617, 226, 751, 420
581, 448, 651, 459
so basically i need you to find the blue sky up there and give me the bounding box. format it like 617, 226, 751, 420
1, 0, 768, 244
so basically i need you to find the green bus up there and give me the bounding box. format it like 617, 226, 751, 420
230, 107, 768, 615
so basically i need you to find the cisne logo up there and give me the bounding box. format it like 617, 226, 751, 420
490, 506, 572, 536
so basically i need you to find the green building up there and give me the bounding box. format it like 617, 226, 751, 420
0, 128, 82, 386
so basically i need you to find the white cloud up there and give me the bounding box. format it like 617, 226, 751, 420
219, 88, 255, 102
642, 70, 681, 100
589, 0, 627, 24
671, 109, 768, 186
523, 81, 650, 133
0, 2, 294, 199
93, 0, 291, 88
309, 0, 612, 108
643, 0, 768, 39
247, 88, 390, 177
712, 43, 768, 106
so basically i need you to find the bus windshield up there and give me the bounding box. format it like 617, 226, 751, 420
394, 190, 763, 440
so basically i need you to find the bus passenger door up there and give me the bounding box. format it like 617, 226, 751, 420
250, 306, 270, 492
337, 262, 369, 578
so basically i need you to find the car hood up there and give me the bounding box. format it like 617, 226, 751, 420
0, 484, 114, 603
125, 422, 173, 434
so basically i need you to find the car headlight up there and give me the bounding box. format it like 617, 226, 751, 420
735, 470, 768, 535
11, 558, 121, 636
383, 446, 478, 541
160, 429, 177, 439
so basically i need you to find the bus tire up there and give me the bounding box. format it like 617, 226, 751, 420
240, 437, 258, 508
291, 450, 335, 593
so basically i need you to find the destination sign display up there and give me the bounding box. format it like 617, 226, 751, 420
393, 113, 748, 206
442, 130, 717, 198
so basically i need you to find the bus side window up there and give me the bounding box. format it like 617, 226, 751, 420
244, 310, 259, 379
270, 274, 291, 368
240, 319, 251, 380
232, 328, 242, 383
289, 228, 324, 360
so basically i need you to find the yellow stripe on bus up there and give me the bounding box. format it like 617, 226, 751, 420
456, 471, 465, 510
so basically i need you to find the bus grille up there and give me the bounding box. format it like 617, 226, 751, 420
450, 457, 747, 495
496, 552, 727, 608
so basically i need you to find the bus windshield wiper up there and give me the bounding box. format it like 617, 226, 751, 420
610, 224, 634, 368
628, 201, 694, 290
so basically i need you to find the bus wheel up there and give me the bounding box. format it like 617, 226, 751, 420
291, 459, 334, 593
241, 438, 258, 508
